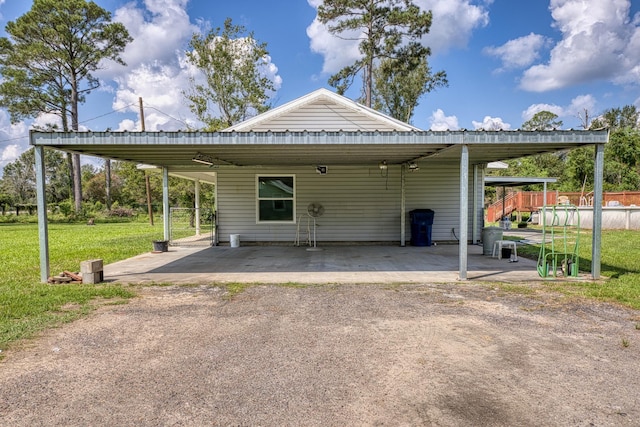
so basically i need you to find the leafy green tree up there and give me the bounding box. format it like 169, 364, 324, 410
0, 191, 13, 215
84, 170, 122, 207
372, 55, 447, 123
591, 105, 639, 130
564, 106, 640, 191
184, 18, 274, 131
317, 0, 437, 107
1, 147, 69, 206
112, 161, 162, 209
521, 111, 563, 131
0, 0, 131, 213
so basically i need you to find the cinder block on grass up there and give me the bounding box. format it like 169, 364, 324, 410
82, 271, 104, 284
80, 259, 103, 274
81, 259, 104, 284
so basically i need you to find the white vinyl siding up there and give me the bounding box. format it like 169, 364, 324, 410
216, 161, 478, 244
243, 101, 405, 132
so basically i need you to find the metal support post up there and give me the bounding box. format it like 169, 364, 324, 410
472, 164, 479, 244
195, 179, 201, 236
459, 145, 469, 280
400, 164, 406, 247
35, 145, 50, 283
592, 143, 605, 279
163, 167, 170, 241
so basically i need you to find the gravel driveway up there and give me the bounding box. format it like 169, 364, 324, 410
1, 283, 639, 426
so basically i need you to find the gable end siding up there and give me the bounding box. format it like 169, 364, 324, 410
242, 103, 406, 132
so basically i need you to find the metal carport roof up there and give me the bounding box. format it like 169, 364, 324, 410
30, 129, 608, 169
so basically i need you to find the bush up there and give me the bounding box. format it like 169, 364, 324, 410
57, 201, 73, 216
107, 207, 135, 218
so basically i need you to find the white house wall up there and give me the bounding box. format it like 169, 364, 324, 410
216, 161, 478, 244
405, 161, 481, 243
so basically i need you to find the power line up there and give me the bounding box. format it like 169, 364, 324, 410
78, 102, 138, 125
0, 135, 29, 145
0, 102, 138, 145
144, 104, 192, 128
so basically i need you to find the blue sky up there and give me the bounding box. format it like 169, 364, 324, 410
1, 0, 640, 171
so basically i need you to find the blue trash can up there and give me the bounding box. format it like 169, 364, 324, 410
410, 209, 435, 246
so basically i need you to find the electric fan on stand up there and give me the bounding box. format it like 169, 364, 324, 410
306, 202, 324, 251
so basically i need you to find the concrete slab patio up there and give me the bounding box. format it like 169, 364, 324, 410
104, 243, 556, 285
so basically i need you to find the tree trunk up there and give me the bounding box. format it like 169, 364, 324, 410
71, 74, 82, 213
105, 159, 111, 210
72, 154, 82, 213
66, 153, 74, 202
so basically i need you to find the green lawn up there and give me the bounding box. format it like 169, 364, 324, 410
1, 221, 639, 355
0, 221, 163, 353
513, 228, 640, 310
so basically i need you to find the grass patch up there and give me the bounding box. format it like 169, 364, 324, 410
222, 281, 309, 300
0, 221, 161, 352
509, 228, 640, 310
494, 283, 537, 295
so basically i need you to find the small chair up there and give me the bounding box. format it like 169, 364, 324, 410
492, 240, 518, 261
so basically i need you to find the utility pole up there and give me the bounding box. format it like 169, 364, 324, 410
140, 97, 154, 226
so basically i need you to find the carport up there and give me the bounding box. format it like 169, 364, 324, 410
31, 128, 608, 283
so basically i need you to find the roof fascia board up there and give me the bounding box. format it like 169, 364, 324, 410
30, 129, 609, 147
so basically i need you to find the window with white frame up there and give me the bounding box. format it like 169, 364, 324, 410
256, 175, 295, 223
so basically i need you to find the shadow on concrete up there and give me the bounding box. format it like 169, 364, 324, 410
104, 243, 544, 285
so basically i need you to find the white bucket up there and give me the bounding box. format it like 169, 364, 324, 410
230, 234, 240, 248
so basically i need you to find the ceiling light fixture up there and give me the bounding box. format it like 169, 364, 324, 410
192, 152, 216, 166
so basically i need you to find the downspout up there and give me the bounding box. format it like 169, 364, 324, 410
592, 143, 605, 279
400, 164, 406, 246
34, 143, 50, 283
195, 179, 201, 236
459, 144, 469, 280
472, 164, 479, 244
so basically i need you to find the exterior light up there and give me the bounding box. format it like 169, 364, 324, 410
192, 152, 215, 166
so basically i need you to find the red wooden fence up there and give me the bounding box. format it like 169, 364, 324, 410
486, 191, 640, 222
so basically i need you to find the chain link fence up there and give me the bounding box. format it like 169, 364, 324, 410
169, 207, 216, 247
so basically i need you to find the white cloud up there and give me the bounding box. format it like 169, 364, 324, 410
472, 116, 511, 130
306, 17, 361, 74
520, 0, 640, 92
1, 144, 19, 163
521, 103, 565, 122
0, 110, 28, 172
565, 94, 597, 117
307, 0, 490, 74
484, 33, 550, 71
112, 0, 196, 72
428, 109, 459, 130
31, 113, 62, 130
521, 94, 596, 126
112, 59, 199, 131
116, 119, 137, 132
415, 0, 491, 53
106, 0, 282, 131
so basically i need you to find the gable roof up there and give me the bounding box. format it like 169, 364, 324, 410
225, 88, 421, 132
